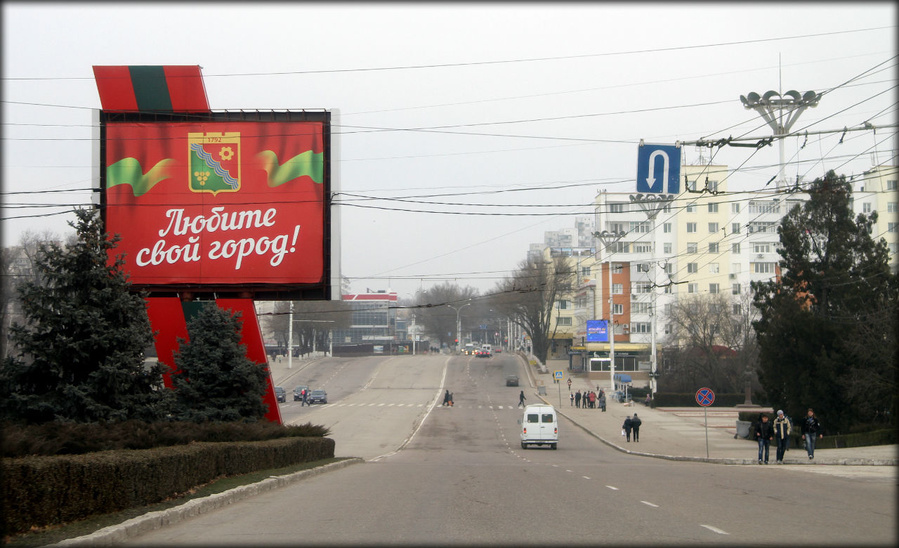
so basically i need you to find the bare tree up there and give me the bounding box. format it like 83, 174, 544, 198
662, 293, 754, 393
412, 282, 479, 348
492, 255, 575, 364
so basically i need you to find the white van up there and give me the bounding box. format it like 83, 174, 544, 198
519, 404, 558, 449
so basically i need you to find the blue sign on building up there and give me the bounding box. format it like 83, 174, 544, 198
586, 320, 608, 343
636, 144, 681, 194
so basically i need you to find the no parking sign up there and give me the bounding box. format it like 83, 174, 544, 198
695, 387, 715, 407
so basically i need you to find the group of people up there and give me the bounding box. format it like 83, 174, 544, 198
754, 408, 823, 464
570, 389, 606, 411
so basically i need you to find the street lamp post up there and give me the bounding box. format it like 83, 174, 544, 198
594, 230, 626, 394
447, 301, 471, 354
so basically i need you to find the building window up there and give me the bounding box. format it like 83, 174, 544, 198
609, 203, 625, 213
664, 242, 672, 254
733, 304, 742, 315
753, 262, 777, 274
634, 243, 652, 253
688, 283, 698, 294
732, 283, 741, 295
709, 283, 719, 294
863, 202, 872, 213
556, 317, 572, 326
687, 242, 698, 254
753, 243, 772, 253
635, 282, 653, 293
630, 323, 651, 334
636, 263, 650, 273
887, 180, 897, 191
610, 222, 626, 233
632, 302, 651, 314
732, 222, 741, 234
888, 202, 898, 213
612, 263, 623, 274
558, 300, 569, 310
732, 203, 741, 213
749, 222, 776, 233
709, 263, 719, 274
612, 283, 624, 294
613, 304, 623, 315
581, 266, 591, 277
709, 222, 719, 233
686, 179, 697, 192
687, 263, 698, 273
663, 222, 672, 233
687, 222, 697, 233
708, 202, 719, 213
708, 242, 719, 253
888, 223, 898, 233
613, 242, 630, 253
732, 263, 741, 274
686, 204, 696, 213
749, 201, 780, 214
732, 243, 741, 254
630, 221, 650, 233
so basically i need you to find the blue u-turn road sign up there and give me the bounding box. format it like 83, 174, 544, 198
636, 144, 681, 194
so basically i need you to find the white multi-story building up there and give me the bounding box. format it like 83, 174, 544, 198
556, 162, 898, 389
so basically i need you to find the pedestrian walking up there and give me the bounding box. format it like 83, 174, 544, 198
631, 413, 642, 442
570, 392, 574, 406
754, 413, 773, 464
773, 409, 792, 463
599, 392, 606, 412
448, 392, 454, 407
800, 408, 824, 460
518, 390, 526, 408
443, 389, 450, 406
575, 390, 582, 408
644, 394, 652, 407
301, 388, 308, 407
622, 416, 633, 442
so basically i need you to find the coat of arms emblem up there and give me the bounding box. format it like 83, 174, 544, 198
188, 132, 241, 195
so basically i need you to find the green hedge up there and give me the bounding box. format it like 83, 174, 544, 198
2, 436, 334, 536
652, 392, 749, 407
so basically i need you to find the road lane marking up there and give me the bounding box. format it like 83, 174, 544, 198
700, 525, 730, 535
640, 501, 659, 508
582, 476, 591, 480
606, 486, 619, 490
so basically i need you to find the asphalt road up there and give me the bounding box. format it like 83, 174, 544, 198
125, 354, 897, 546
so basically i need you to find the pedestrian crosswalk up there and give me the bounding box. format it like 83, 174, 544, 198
284, 402, 525, 410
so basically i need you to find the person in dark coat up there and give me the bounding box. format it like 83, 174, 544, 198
631, 413, 642, 442
800, 408, 824, 460
575, 390, 582, 408
599, 392, 606, 412
443, 389, 450, 406
754, 413, 774, 464
518, 390, 526, 408
622, 416, 633, 442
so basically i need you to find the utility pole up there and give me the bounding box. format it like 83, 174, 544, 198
447, 301, 471, 354
740, 87, 820, 189
594, 229, 626, 394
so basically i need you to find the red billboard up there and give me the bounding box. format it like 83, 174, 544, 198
100, 112, 332, 298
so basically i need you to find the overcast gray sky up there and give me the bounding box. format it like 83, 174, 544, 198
3, 2, 896, 299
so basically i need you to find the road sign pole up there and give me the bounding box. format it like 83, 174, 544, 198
704, 407, 709, 458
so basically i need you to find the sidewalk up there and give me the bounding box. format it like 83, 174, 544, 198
531, 358, 897, 466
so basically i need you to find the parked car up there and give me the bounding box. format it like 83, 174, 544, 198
307, 389, 328, 404
294, 385, 310, 401
275, 386, 286, 403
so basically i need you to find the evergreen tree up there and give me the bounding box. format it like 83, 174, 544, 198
170, 304, 269, 422
0, 209, 169, 424
751, 171, 896, 432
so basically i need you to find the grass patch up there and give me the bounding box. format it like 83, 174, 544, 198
4, 457, 350, 547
